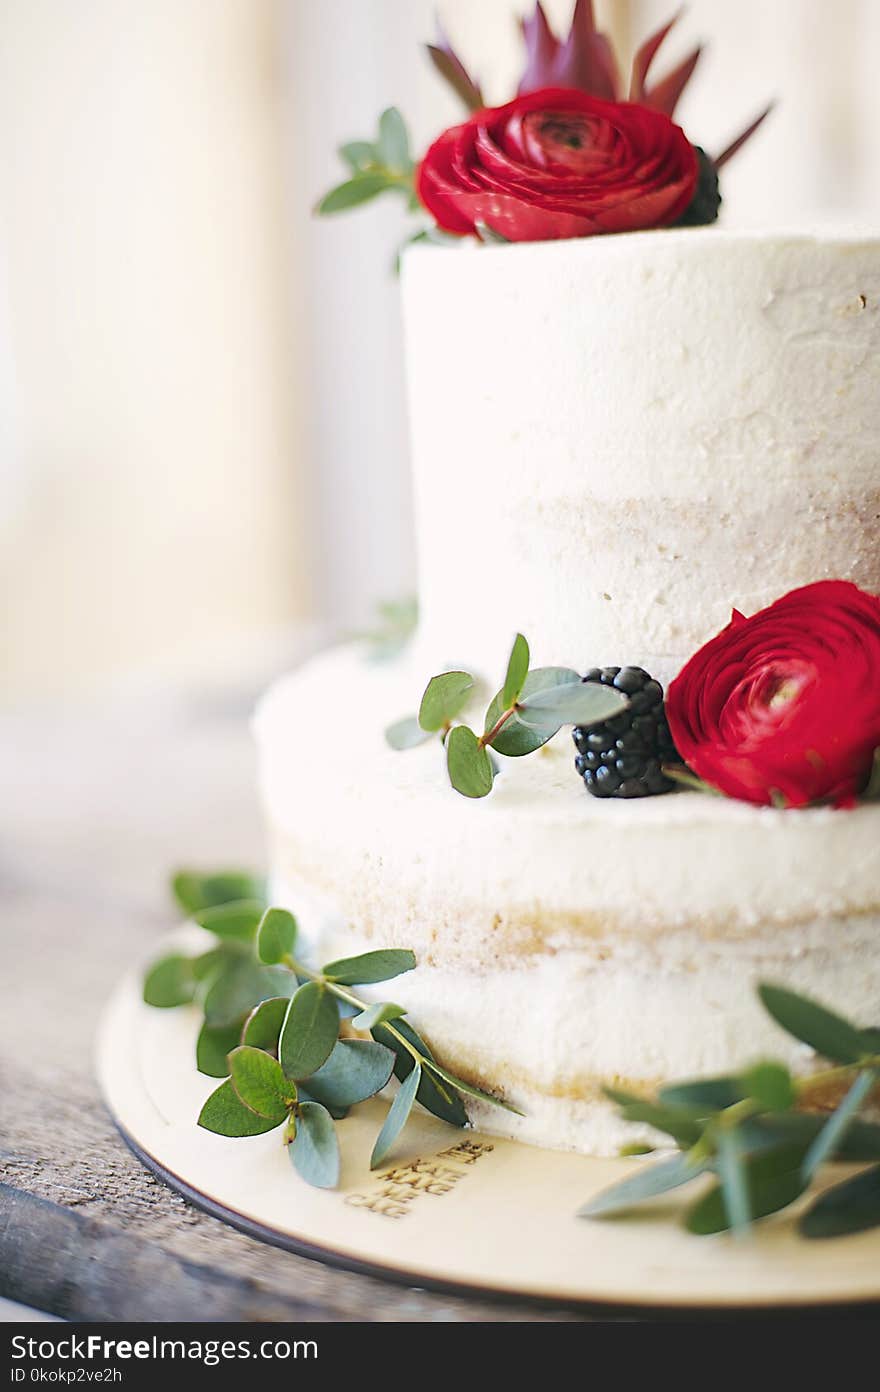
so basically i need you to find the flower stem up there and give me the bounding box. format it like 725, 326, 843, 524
478, 704, 517, 750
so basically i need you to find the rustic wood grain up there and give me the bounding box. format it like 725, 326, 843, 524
0, 683, 602, 1323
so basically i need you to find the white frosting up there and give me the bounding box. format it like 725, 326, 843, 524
254, 229, 880, 1154
254, 644, 880, 1154
402, 229, 880, 683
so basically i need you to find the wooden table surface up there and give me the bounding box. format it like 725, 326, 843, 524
0, 674, 619, 1323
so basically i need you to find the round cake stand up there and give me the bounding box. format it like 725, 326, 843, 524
96, 964, 880, 1312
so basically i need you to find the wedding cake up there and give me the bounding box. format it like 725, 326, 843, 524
255, 8, 880, 1156
255, 225, 880, 1154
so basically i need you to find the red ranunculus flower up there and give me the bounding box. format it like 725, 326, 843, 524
416, 86, 698, 242
666, 581, 880, 808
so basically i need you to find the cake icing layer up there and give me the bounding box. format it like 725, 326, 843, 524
254, 644, 880, 1152
402, 230, 880, 683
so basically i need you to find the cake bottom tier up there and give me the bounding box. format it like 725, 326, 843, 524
255, 644, 880, 1155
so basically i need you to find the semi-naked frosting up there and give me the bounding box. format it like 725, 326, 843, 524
404, 229, 880, 683
256, 229, 880, 1154
256, 645, 880, 1153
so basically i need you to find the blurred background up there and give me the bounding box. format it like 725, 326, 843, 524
2, 0, 880, 708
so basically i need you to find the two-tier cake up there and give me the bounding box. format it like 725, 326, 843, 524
255, 226, 880, 1154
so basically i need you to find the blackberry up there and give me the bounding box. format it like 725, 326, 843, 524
572, 666, 681, 799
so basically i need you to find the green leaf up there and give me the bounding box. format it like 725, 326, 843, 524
203, 959, 294, 1029
484, 667, 581, 757
143, 954, 195, 1008
604, 1088, 704, 1147
339, 139, 376, 172
228, 1046, 292, 1121
385, 715, 432, 751
278, 982, 340, 1080
516, 680, 628, 730
758, 983, 868, 1064
659, 1076, 742, 1111
861, 748, 880, 801
372, 1019, 467, 1127
739, 1061, 796, 1112
422, 1057, 522, 1115
446, 724, 494, 799
800, 1162, 880, 1239
501, 633, 530, 708
351, 1001, 406, 1031
579, 1153, 709, 1219
241, 996, 290, 1052
378, 107, 411, 172
196, 1021, 242, 1078
192, 899, 264, 943
290, 1102, 340, 1189
316, 173, 399, 215
302, 1039, 395, 1109
191, 944, 238, 984
256, 906, 297, 965
802, 1069, 878, 1179
742, 1111, 880, 1161
322, 948, 416, 986
685, 1143, 808, 1235
716, 1128, 751, 1234
372, 1064, 421, 1169
418, 671, 475, 732
171, 869, 266, 916
197, 1079, 283, 1138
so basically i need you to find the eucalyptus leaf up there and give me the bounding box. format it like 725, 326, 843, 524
290, 1102, 340, 1189
418, 671, 475, 732
861, 749, 880, 801
758, 984, 868, 1064
278, 982, 340, 1080
372, 1019, 467, 1127
171, 869, 266, 916
716, 1128, 751, 1234
322, 948, 416, 986
685, 1143, 808, 1235
296, 1088, 349, 1122
800, 1162, 880, 1239
423, 1057, 522, 1115
316, 173, 399, 215
372, 1064, 421, 1169
516, 680, 628, 731
446, 724, 494, 799
378, 107, 411, 172
659, 1076, 742, 1111
579, 1153, 709, 1219
484, 667, 581, 757
228, 1046, 292, 1121
501, 633, 530, 708
742, 1111, 880, 1161
739, 1061, 796, 1112
203, 959, 294, 1029
256, 906, 297, 965
339, 139, 376, 172
192, 899, 265, 943
385, 715, 432, 751
241, 996, 290, 1052
191, 944, 238, 984
604, 1087, 704, 1147
196, 1021, 242, 1078
351, 1001, 406, 1031
198, 1079, 283, 1138
302, 1039, 395, 1109
802, 1069, 878, 1179
143, 954, 195, 1008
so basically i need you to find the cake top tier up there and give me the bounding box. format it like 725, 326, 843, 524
401, 229, 880, 683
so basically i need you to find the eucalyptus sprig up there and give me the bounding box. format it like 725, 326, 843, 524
316, 108, 418, 218
143, 870, 518, 1188
582, 983, 880, 1239
386, 632, 629, 798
